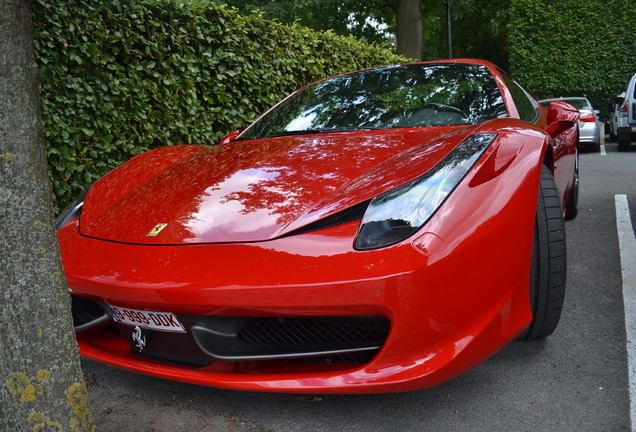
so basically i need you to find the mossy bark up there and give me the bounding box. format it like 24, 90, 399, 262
0, 1, 95, 430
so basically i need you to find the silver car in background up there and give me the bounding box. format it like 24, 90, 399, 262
539, 97, 601, 152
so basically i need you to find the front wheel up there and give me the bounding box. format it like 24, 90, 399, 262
522, 165, 567, 339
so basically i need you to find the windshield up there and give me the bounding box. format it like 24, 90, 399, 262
240, 63, 508, 141
540, 98, 591, 111
561, 99, 592, 111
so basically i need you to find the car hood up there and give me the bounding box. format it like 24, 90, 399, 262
79, 127, 476, 244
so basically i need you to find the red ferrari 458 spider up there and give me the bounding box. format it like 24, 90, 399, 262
57, 59, 580, 393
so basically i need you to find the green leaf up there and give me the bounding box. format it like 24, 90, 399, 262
32, 0, 407, 212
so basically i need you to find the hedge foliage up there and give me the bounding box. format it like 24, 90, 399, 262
508, 0, 636, 111
32, 0, 406, 212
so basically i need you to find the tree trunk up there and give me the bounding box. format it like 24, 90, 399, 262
396, 0, 422, 60
0, 0, 95, 430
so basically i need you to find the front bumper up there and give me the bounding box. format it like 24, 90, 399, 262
60, 177, 537, 393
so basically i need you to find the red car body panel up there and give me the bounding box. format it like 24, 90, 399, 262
58, 59, 578, 393
80, 127, 468, 244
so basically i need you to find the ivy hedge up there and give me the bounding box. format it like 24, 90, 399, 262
32, 0, 406, 212
508, 0, 636, 112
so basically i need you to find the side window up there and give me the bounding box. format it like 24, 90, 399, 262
499, 72, 539, 123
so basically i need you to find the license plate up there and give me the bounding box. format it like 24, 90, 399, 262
106, 305, 186, 333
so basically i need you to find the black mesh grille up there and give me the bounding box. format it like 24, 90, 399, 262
239, 316, 389, 346
284, 200, 370, 237
190, 314, 390, 364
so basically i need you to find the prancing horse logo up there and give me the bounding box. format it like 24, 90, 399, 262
132, 326, 146, 351
147, 223, 168, 237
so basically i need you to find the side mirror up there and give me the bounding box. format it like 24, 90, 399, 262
219, 129, 242, 145
545, 100, 579, 138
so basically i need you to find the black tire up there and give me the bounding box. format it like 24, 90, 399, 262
522, 165, 567, 339
617, 128, 631, 151
564, 152, 579, 220
618, 138, 631, 152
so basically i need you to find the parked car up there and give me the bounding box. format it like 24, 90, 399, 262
617, 73, 636, 151
539, 97, 601, 152
608, 93, 625, 141
57, 59, 579, 393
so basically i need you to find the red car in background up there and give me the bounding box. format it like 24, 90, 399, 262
57, 59, 579, 393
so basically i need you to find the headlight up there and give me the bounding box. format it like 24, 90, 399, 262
55, 189, 88, 230
354, 133, 497, 250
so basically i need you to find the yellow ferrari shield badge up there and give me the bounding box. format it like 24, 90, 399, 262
147, 223, 168, 237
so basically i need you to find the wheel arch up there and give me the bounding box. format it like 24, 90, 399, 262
542, 142, 554, 172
